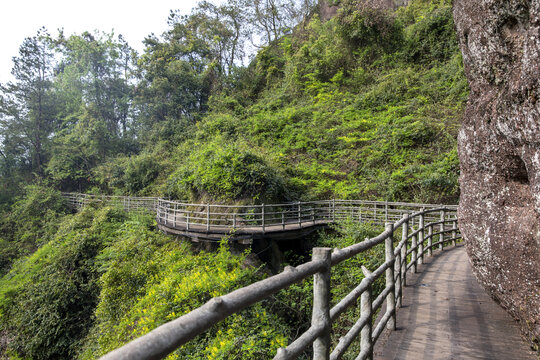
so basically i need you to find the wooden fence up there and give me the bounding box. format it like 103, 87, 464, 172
81, 195, 460, 360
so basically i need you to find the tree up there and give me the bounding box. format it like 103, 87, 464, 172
248, 0, 317, 45
0, 28, 58, 177
46, 31, 138, 189
54, 31, 137, 138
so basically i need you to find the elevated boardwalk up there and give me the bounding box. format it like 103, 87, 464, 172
62, 192, 457, 242
376, 246, 536, 360
62, 193, 535, 360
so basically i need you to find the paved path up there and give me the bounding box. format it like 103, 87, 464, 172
376, 246, 537, 360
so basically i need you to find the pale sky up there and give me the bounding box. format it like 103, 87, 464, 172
0, 0, 205, 83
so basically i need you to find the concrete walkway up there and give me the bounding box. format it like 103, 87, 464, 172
376, 246, 537, 360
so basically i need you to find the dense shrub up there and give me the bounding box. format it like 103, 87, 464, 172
81, 235, 289, 359
123, 152, 163, 195
0, 185, 67, 274
0, 206, 128, 359
402, 6, 459, 64
167, 140, 293, 202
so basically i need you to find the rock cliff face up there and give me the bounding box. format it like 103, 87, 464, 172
453, 0, 540, 348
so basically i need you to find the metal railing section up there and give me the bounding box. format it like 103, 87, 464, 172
98, 206, 461, 360
155, 198, 456, 233
62, 193, 158, 213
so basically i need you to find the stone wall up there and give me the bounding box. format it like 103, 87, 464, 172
453, 0, 540, 349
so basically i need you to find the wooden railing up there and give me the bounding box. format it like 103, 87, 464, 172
81, 195, 459, 360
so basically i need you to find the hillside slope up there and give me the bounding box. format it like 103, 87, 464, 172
93, 0, 467, 204
0, 0, 469, 358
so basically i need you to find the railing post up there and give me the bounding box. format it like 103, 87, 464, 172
427, 224, 433, 257
157, 199, 161, 223
206, 204, 210, 232
281, 211, 285, 230
452, 220, 457, 247
384, 201, 388, 222
164, 202, 168, 226
385, 223, 396, 330
360, 266, 373, 360
400, 214, 409, 303
262, 204, 266, 234
173, 203, 177, 228
332, 199, 335, 222
412, 233, 418, 273
233, 213, 236, 230
440, 209, 446, 250
418, 208, 425, 265
312, 248, 332, 360
186, 211, 190, 231
298, 202, 302, 227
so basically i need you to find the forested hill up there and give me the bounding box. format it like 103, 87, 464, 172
0, 0, 468, 358
0, 0, 466, 208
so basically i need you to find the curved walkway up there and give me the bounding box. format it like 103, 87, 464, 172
376, 246, 537, 360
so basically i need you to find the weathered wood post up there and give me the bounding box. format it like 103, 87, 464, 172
440, 209, 446, 250
452, 220, 457, 247
395, 235, 402, 309
400, 214, 409, 301
312, 248, 332, 360
411, 232, 418, 273
384, 201, 388, 222
427, 224, 433, 257
418, 208, 425, 265
186, 211, 190, 231
206, 204, 210, 232
281, 211, 285, 230
385, 223, 396, 330
332, 199, 336, 222
360, 266, 373, 360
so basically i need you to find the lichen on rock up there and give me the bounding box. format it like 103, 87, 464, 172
453, 0, 540, 349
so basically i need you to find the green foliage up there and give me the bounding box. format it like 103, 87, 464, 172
81, 236, 288, 360
0, 203, 293, 360
337, 0, 403, 55
0, 185, 67, 274
401, 5, 459, 64
0, 205, 129, 359
167, 139, 293, 202
123, 152, 164, 195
